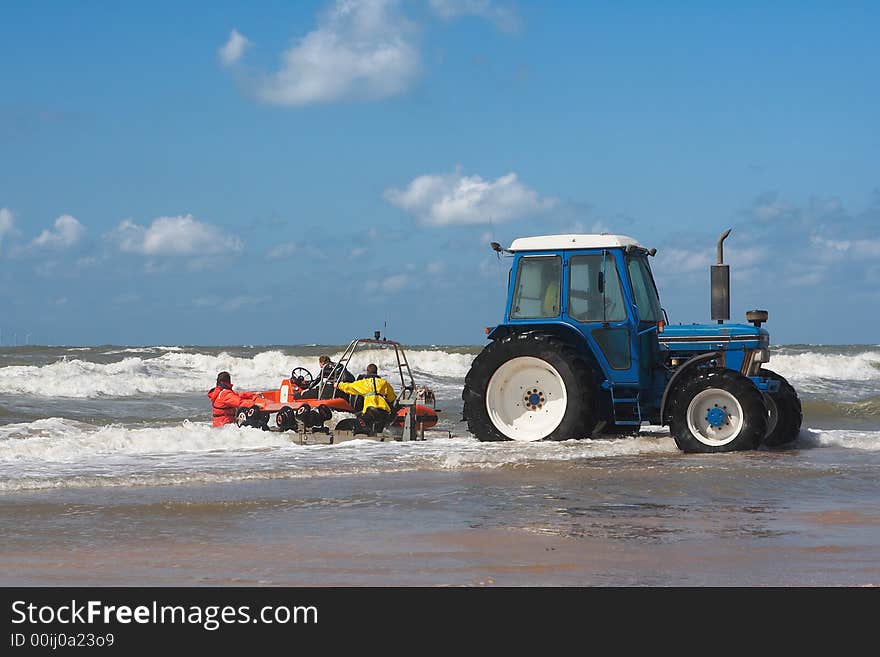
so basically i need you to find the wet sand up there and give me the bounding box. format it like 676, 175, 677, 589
2, 462, 879, 586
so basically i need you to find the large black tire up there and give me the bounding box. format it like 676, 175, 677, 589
275, 406, 297, 432
760, 368, 802, 447
670, 369, 767, 453
462, 332, 599, 442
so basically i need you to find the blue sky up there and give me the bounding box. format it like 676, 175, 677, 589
1, 1, 878, 346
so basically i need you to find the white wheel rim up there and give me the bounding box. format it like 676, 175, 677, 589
486, 356, 568, 441
686, 388, 744, 447
764, 393, 778, 437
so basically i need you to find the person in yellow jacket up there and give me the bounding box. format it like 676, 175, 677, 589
335, 363, 397, 433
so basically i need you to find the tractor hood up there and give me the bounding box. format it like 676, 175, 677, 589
659, 322, 769, 352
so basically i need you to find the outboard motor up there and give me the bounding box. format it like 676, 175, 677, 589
711, 229, 731, 324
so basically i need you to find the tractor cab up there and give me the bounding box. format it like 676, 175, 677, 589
488, 234, 667, 425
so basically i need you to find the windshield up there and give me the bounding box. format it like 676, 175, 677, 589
626, 256, 663, 322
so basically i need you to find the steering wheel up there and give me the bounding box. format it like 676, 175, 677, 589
291, 367, 313, 387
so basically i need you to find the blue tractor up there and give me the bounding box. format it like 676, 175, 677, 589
462, 230, 802, 453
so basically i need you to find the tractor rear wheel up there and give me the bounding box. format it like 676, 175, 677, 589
670, 369, 767, 453
760, 368, 802, 447
462, 332, 598, 442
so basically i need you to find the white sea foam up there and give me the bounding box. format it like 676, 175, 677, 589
797, 428, 880, 451
1, 417, 878, 491
339, 348, 475, 379
0, 418, 290, 461
105, 346, 185, 355
0, 417, 676, 491
769, 350, 880, 383
0, 348, 476, 398
2, 346, 878, 401
0, 418, 673, 465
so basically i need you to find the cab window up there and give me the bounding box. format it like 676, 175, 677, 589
510, 256, 561, 319
568, 254, 627, 323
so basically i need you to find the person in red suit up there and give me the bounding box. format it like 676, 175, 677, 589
207, 371, 258, 427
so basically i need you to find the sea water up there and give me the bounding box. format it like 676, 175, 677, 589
1, 344, 878, 585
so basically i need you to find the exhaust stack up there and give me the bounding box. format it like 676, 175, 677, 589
711, 229, 731, 324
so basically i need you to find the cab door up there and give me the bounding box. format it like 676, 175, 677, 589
563, 250, 640, 385
624, 255, 666, 394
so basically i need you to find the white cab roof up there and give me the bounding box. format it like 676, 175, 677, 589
508, 234, 643, 252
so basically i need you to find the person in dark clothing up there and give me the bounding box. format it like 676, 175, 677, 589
299, 354, 355, 400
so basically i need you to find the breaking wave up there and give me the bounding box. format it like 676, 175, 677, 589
769, 350, 880, 388
2, 345, 879, 420
1, 417, 878, 492
0, 348, 477, 398
0, 418, 674, 491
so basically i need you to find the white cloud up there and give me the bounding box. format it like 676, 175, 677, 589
110, 215, 242, 256
0, 208, 14, 245
383, 273, 409, 290
810, 234, 880, 261
654, 248, 712, 274
247, 0, 420, 106
428, 0, 520, 32
219, 29, 251, 65
426, 260, 445, 274
32, 214, 85, 249
384, 169, 557, 226
268, 241, 297, 259
782, 261, 827, 286
364, 271, 411, 292
752, 196, 793, 223
563, 220, 612, 234
728, 246, 768, 268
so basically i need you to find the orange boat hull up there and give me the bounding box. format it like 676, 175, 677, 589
244, 397, 437, 427
391, 404, 439, 430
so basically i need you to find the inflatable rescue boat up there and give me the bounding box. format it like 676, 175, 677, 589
234, 335, 440, 442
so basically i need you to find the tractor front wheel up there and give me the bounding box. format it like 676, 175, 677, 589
670, 369, 767, 453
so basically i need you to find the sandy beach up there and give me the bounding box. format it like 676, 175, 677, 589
3, 461, 878, 587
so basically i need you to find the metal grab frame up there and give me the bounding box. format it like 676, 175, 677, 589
317, 337, 417, 401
